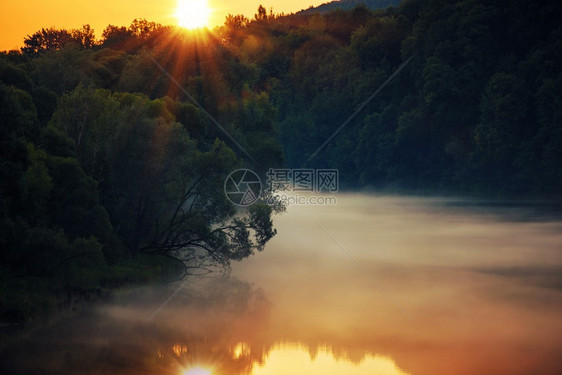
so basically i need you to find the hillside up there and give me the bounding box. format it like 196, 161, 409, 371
299, 0, 402, 14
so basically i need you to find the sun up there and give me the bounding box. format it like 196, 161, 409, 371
175, 0, 211, 29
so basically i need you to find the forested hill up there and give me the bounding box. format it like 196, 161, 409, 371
299, 0, 402, 15
277, 0, 562, 196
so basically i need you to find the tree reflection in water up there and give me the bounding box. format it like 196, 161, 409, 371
0, 274, 408, 375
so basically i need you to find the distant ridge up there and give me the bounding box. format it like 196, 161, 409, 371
298, 0, 403, 15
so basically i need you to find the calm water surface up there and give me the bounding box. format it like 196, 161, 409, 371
2, 194, 561, 375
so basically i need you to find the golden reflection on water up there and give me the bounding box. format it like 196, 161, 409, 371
1, 195, 561, 375
183, 368, 212, 375
250, 343, 409, 375
232, 195, 562, 375
233, 342, 251, 359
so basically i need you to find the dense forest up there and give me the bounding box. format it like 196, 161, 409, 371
1, 0, 562, 322
0, 17, 284, 322
278, 0, 562, 194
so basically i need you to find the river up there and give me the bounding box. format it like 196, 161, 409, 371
2, 194, 562, 374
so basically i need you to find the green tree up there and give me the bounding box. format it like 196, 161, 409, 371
22, 28, 72, 55
254, 5, 268, 22
101, 25, 133, 46
48, 84, 120, 182
225, 14, 250, 30
71, 24, 96, 49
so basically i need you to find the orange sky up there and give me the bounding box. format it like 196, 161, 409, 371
0, 0, 326, 51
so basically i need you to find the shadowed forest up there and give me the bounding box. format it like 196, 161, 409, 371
1, 0, 561, 323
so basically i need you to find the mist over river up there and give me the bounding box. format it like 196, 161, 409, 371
2, 194, 562, 375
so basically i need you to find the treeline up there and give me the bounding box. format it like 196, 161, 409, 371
291, 0, 561, 195
10, 1, 560, 197
299, 0, 402, 15
0, 17, 284, 322
229, 0, 561, 196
